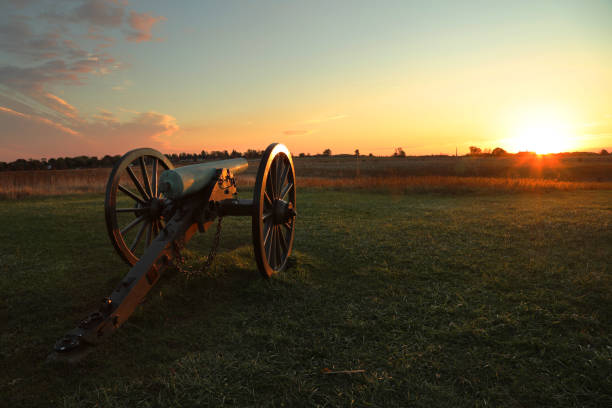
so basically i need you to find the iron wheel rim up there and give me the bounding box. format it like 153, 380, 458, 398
104, 148, 173, 266
252, 143, 296, 278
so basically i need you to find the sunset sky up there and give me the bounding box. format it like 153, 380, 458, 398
1, 0, 611, 161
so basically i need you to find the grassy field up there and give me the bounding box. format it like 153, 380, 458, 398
1, 188, 610, 407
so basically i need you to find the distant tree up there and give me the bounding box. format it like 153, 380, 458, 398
299, 152, 305, 158
369, 153, 373, 157
393, 147, 406, 157
87, 156, 99, 167
246, 149, 264, 158
600, 149, 609, 156
101, 155, 114, 167
469, 146, 482, 156
354, 149, 360, 157
323, 148, 332, 156
492, 147, 507, 157
28, 159, 42, 170
55, 157, 67, 170
208, 150, 222, 159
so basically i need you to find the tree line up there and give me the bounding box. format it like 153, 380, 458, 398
1, 146, 609, 172
0, 149, 266, 172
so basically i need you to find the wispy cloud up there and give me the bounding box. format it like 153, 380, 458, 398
111, 79, 133, 92
42, 93, 79, 119
0, 106, 79, 136
81, 110, 180, 150
126, 11, 166, 42
301, 114, 348, 125
1, 104, 180, 158
283, 129, 316, 136
0, 56, 116, 116
74, 0, 125, 28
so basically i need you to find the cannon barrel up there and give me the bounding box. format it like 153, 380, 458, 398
159, 158, 248, 199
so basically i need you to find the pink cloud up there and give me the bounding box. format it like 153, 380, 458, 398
43, 93, 79, 118
1, 1, 172, 160
0, 56, 117, 117
0, 105, 181, 160
79, 110, 180, 152
126, 11, 166, 42
93, 108, 119, 123
75, 0, 125, 28
0, 106, 79, 136
0, 106, 87, 160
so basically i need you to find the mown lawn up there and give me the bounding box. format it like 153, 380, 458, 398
1, 189, 610, 407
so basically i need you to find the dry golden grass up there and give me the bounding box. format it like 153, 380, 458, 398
292, 175, 612, 193
2, 157, 612, 199
0, 169, 109, 199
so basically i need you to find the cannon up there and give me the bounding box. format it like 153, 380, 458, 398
49, 143, 296, 362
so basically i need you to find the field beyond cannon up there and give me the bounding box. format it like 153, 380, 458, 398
2, 155, 612, 199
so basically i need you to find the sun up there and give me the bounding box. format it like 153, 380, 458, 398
509, 115, 575, 154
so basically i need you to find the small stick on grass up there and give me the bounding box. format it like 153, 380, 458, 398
321, 368, 366, 375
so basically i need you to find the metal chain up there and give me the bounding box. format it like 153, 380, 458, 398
174, 217, 223, 279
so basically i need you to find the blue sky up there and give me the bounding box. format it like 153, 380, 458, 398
1, 0, 611, 160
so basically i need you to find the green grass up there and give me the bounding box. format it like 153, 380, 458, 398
1, 189, 611, 407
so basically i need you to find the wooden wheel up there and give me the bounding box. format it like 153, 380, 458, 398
105, 148, 173, 266
252, 143, 296, 278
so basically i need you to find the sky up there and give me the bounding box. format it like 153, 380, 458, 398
1, 0, 611, 161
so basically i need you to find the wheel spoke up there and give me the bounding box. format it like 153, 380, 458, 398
118, 184, 145, 205
273, 159, 281, 197
139, 157, 153, 199
274, 158, 281, 197
130, 220, 148, 252
265, 227, 274, 265
126, 165, 150, 201
115, 207, 147, 213
278, 225, 288, 253
263, 219, 272, 245
120, 215, 146, 235
274, 226, 282, 268
278, 160, 289, 196
152, 159, 158, 198
274, 226, 282, 267
267, 167, 276, 199
283, 220, 293, 231
280, 182, 293, 201
264, 190, 273, 207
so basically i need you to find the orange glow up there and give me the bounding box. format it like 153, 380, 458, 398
507, 110, 577, 154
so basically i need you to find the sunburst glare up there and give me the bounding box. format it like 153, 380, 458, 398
509, 112, 576, 154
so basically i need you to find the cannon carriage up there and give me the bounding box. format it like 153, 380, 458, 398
49, 143, 296, 362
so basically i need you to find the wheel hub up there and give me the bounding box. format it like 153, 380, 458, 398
148, 198, 163, 219
273, 199, 296, 224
